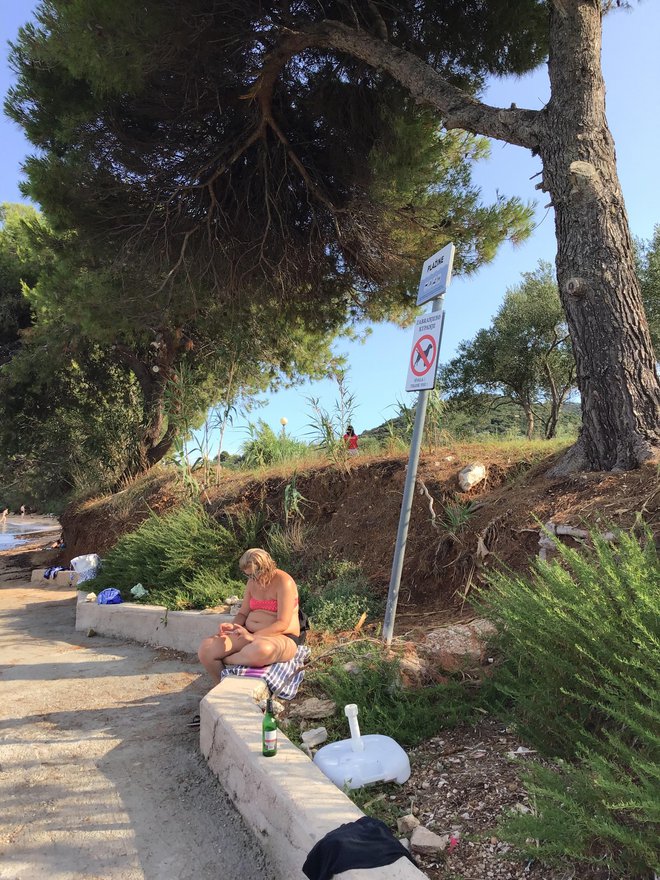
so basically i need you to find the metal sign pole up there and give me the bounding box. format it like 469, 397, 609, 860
382, 296, 445, 645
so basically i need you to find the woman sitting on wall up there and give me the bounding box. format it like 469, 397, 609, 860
198, 548, 301, 685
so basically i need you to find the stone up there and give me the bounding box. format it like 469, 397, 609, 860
420, 619, 496, 672
301, 727, 328, 747
410, 826, 449, 855
397, 814, 420, 835
258, 698, 285, 716
289, 697, 336, 720
342, 661, 361, 675
458, 462, 486, 491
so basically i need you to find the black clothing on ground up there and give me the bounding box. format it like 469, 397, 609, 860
302, 815, 415, 880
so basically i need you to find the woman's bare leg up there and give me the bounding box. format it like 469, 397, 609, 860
198, 632, 250, 685
224, 634, 297, 668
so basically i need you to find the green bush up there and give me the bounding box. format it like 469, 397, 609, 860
480, 526, 659, 876
309, 643, 475, 747
298, 560, 382, 633
88, 504, 244, 609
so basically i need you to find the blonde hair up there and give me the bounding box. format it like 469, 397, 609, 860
239, 548, 277, 584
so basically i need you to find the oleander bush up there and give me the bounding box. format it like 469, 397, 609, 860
480, 525, 659, 877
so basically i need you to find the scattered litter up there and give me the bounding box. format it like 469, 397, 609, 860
97, 588, 122, 605
85, 592, 97, 603
130, 583, 148, 598
507, 746, 536, 759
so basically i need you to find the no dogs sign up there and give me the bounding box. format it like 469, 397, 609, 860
405, 312, 444, 392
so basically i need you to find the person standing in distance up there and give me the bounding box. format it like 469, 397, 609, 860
343, 425, 359, 456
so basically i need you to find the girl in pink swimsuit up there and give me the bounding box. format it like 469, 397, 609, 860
198, 548, 301, 685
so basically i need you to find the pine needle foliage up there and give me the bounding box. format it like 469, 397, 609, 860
479, 526, 659, 876
89, 504, 244, 608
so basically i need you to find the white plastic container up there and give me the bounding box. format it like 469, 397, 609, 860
313, 704, 411, 790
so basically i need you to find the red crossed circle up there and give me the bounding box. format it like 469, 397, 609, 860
410, 334, 437, 376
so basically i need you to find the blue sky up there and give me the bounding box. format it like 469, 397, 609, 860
2, 2, 659, 453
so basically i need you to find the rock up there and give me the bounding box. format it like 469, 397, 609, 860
225, 595, 240, 605
410, 826, 449, 855
86, 627, 97, 637
397, 814, 420, 835
420, 619, 497, 672
342, 661, 361, 675
289, 697, 336, 720
399, 651, 430, 688
513, 802, 532, 814
399, 838, 410, 852
458, 462, 486, 491
301, 726, 328, 747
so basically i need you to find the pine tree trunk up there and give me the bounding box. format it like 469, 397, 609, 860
540, 1, 660, 471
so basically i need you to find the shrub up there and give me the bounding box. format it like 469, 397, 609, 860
480, 525, 659, 876
309, 643, 475, 747
89, 504, 243, 609
240, 420, 311, 468
298, 560, 382, 633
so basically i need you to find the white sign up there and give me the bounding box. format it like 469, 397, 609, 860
416, 243, 455, 306
405, 312, 444, 392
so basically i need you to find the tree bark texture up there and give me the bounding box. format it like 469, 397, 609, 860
539, 0, 660, 469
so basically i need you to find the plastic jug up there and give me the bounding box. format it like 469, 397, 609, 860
313, 704, 411, 790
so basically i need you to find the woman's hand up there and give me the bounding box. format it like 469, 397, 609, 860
221, 623, 253, 641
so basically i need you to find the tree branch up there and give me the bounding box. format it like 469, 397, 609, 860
271, 21, 541, 150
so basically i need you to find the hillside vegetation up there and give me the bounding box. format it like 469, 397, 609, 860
63, 439, 659, 622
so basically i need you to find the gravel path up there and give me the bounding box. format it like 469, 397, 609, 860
0, 572, 275, 880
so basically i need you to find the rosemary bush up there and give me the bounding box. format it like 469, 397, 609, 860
480, 526, 659, 876
89, 504, 243, 608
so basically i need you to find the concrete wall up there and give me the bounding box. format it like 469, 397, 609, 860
74, 591, 232, 653
201, 678, 427, 880
32, 568, 80, 588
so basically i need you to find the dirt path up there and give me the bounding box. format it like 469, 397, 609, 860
0, 573, 275, 880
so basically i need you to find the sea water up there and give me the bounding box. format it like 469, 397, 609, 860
0, 516, 59, 550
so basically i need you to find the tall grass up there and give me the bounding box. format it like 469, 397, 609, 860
240, 420, 311, 468
479, 525, 659, 876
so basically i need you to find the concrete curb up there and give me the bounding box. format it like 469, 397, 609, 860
201, 678, 427, 880
74, 590, 233, 652
66, 582, 427, 879
32, 568, 80, 588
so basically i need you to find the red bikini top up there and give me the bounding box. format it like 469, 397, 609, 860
249, 596, 298, 613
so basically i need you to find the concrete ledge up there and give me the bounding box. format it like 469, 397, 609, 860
31, 568, 80, 588
74, 592, 232, 653
201, 678, 427, 880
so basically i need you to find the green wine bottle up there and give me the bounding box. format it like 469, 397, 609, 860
262, 697, 277, 757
